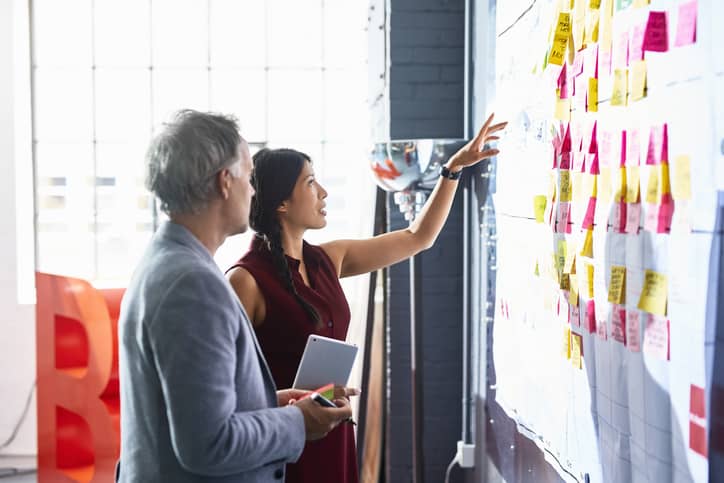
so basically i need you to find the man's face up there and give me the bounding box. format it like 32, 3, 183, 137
229, 140, 255, 234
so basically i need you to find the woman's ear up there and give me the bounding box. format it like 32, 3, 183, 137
276, 200, 288, 214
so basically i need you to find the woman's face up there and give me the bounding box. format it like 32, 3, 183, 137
279, 160, 328, 231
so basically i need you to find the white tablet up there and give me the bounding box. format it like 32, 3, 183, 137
292, 334, 358, 390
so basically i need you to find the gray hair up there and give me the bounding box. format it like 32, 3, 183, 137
145, 109, 242, 215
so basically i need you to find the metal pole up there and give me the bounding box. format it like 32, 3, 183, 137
410, 251, 425, 483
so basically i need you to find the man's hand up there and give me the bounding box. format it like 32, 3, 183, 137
277, 388, 310, 407
294, 396, 353, 441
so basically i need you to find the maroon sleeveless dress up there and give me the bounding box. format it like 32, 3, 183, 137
228, 236, 359, 483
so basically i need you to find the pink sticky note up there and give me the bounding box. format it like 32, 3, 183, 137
674, 0, 697, 47
584, 44, 599, 79
586, 300, 597, 334
599, 130, 613, 168
559, 295, 570, 323
570, 302, 581, 327
643, 11, 669, 53
560, 152, 571, 170
644, 203, 659, 232
572, 119, 584, 153
573, 50, 585, 77
626, 129, 640, 166
562, 123, 572, 153
619, 130, 628, 168
611, 202, 627, 233
657, 195, 675, 233
588, 153, 599, 175
575, 76, 588, 111
559, 202, 572, 234
646, 124, 668, 165
626, 203, 641, 234
643, 313, 670, 360
597, 318, 608, 340
582, 196, 597, 229
600, 49, 613, 77
559, 63, 570, 99
627, 311, 641, 352
630, 22, 646, 62
615, 29, 630, 68
573, 151, 586, 172
611, 306, 627, 345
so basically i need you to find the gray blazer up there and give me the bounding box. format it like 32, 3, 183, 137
118, 221, 305, 482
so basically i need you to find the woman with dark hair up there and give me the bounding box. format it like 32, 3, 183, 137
226, 114, 506, 483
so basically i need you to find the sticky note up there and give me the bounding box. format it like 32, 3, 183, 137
629, 22, 646, 62
584, 300, 595, 333
611, 69, 628, 106
643, 11, 669, 53
614, 29, 630, 68
626, 202, 641, 234
564, 250, 577, 274
557, 202, 572, 234
549, 12, 572, 66
660, 163, 671, 195
644, 203, 659, 233
586, 9, 600, 44
571, 333, 583, 369
611, 306, 627, 344
534, 195, 547, 222
638, 269, 668, 316
560, 273, 571, 291
608, 265, 626, 304
613, 166, 627, 202
582, 196, 597, 229
646, 165, 660, 204
626, 128, 640, 166
672, 155, 692, 201
643, 313, 670, 360
600, 0, 614, 53
627, 311, 641, 351
580, 228, 594, 258
633, 0, 649, 7
560, 170, 572, 202
674, 0, 697, 47
569, 275, 579, 305
573, 6, 587, 51
557, 239, 567, 271
586, 264, 595, 299
584, 173, 597, 197
563, 327, 572, 359
590, 0, 602, 8
555, 97, 571, 121
630, 59, 647, 101
611, 201, 627, 233
587, 78, 599, 112
625, 166, 640, 203
572, 172, 584, 203
597, 317, 608, 340
599, 168, 612, 202
657, 195, 674, 233
570, 301, 581, 326
646, 124, 668, 165
616, 0, 633, 10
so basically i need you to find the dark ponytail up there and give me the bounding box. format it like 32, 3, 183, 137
250, 148, 321, 326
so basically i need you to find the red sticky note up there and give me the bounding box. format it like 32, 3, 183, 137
643, 11, 669, 53
626, 202, 641, 234
582, 197, 597, 229
626, 128, 640, 166
586, 300, 597, 334
562, 123, 572, 153
627, 311, 641, 352
675, 0, 697, 47
690, 421, 708, 457
643, 313, 670, 360
690, 384, 706, 419
611, 306, 627, 345
630, 21, 646, 62
657, 195, 675, 233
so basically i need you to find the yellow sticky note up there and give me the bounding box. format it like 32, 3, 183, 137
580, 228, 594, 258
549, 12, 571, 66
590, 0, 602, 7
611, 69, 628, 106
572, 171, 584, 203
600, 0, 614, 52
646, 165, 660, 204
608, 265, 626, 304
599, 168, 612, 202
588, 77, 599, 112
555, 97, 571, 121
587, 264, 595, 298
534, 259, 540, 276
633, 0, 650, 7
560, 272, 571, 290
637, 270, 668, 316
625, 166, 640, 203
672, 155, 692, 201
573, 11, 586, 50
660, 163, 671, 195
560, 170, 572, 202
630, 60, 647, 101
583, 174, 598, 198
563, 327, 572, 359
533, 195, 547, 222
585, 9, 600, 44
557, 239, 568, 272
571, 333, 583, 369
613, 166, 627, 202
564, 250, 577, 274
569, 274, 579, 305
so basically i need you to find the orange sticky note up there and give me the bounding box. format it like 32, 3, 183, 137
672, 155, 692, 201
608, 265, 626, 304
637, 269, 668, 316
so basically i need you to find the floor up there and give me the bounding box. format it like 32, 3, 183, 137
0, 456, 36, 482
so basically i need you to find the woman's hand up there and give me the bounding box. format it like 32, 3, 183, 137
446, 113, 507, 173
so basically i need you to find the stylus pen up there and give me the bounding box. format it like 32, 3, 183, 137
310, 392, 357, 426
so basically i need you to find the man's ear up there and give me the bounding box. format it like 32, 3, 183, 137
218, 169, 233, 200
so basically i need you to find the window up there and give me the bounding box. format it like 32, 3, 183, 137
31, 0, 373, 285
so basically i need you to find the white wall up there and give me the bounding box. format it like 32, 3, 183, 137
0, 0, 38, 456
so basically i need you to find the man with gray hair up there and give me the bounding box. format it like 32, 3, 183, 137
118, 109, 352, 482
